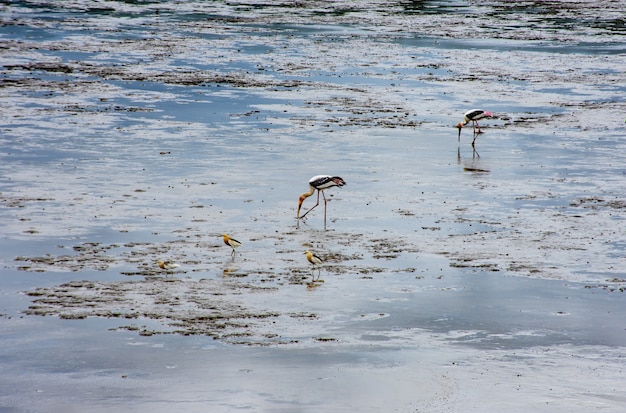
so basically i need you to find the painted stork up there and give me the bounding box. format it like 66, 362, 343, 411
297, 175, 346, 230
457, 109, 493, 145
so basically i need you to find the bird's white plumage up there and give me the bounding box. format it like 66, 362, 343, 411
309, 175, 346, 190
463, 109, 492, 123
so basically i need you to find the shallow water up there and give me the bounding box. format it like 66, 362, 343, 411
1, 1, 626, 411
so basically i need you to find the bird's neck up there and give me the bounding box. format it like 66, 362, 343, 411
299, 186, 316, 200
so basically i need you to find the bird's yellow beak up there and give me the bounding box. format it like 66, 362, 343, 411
297, 197, 304, 216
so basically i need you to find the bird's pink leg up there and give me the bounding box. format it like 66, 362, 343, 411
321, 190, 328, 230
299, 190, 321, 219
471, 121, 480, 146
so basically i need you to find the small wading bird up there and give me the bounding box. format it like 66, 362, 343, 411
157, 260, 179, 275
297, 175, 346, 230
304, 250, 323, 282
457, 109, 493, 146
221, 233, 242, 257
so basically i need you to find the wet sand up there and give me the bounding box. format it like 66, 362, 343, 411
1, 1, 626, 411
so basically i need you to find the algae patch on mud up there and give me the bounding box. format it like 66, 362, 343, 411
24, 278, 285, 344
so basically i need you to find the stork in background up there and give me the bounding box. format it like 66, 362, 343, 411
457, 109, 493, 146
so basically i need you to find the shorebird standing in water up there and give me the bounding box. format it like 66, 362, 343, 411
221, 234, 242, 257
456, 109, 493, 146
297, 175, 346, 230
304, 250, 323, 282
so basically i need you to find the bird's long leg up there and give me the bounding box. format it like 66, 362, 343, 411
471, 120, 480, 146
298, 190, 321, 220
475, 120, 482, 134
321, 190, 328, 230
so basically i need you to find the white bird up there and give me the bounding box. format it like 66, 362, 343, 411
297, 175, 346, 230
456, 109, 493, 146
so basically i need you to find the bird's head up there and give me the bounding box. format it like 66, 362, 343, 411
456, 123, 463, 139
297, 196, 306, 215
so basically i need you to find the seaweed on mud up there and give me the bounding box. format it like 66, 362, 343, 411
0, 195, 55, 208
570, 197, 626, 210
23, 278, 287, 343
365, 237, 417, 260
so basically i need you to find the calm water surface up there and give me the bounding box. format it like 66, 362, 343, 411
1, 1, 626, 412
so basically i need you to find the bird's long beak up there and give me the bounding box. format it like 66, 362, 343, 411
297, 197, 304, 217
457, 124, 462, 141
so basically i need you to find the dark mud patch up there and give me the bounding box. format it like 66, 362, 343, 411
570, 197, 626, 210
0, 195, 55, 208
583, 278, 626, 293
365, 237, 418, 259
24, 278, 285, 344
14, 240, 190, 274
